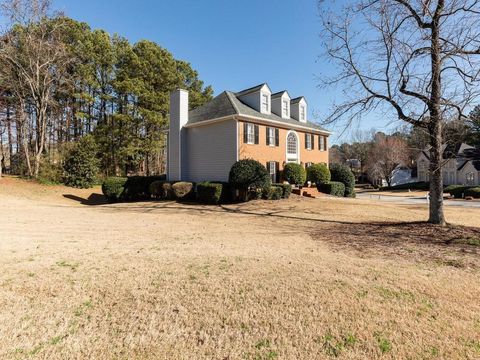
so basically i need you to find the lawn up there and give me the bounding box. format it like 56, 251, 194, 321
0, 176, 479, 359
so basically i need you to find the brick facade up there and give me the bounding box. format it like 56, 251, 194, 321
237, 119, 329, 180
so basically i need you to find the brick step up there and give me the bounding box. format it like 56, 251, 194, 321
292, 187, 324, 198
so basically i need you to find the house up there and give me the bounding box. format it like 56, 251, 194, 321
417, 143, 480, 186
167, 83, 331, 183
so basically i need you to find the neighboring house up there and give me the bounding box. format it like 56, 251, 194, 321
167, 83, 331, 183
417, 143, 480, 185
390, 165, 415, 186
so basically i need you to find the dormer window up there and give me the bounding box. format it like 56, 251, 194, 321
261, 93, 269, 113
282, 100, 289, 118
300, 105, 306, 121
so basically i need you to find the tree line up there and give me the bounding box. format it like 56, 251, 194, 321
0, 0, 213, 181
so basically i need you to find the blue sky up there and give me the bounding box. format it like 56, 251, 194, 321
45, 1, 397, 142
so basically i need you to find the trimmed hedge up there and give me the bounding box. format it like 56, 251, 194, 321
273, 183, 292, 199
465, 187, 480, 198
329, 163, 355, 197
449, 186, 471, 199
283, 163, 306, 186
172, 182, 194, 201
444, 184, 464, 194
318, 181, 345, 197
381, 181, 430, 191
229, 159, 271, 202
197, 182, 223, 204
307, 164, 330, 185
262, 186, 283, 200
102, 177, 128, 202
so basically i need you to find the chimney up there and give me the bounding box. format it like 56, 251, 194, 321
167, 89, 189, 181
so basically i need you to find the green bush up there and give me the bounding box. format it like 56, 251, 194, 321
38, 158, 63, 185
123, 175, 166, 200
161, 182, 174, 200
330, 163, 355, 197
283, 163, 306, 186
307, 163, 330, 185
262, 186, 283, 200
197, 182, 223, 204
102, 177, 128, 202
149, 181, 165, 199
63, 135, 99, 188
444, 184, 463, 194
229, 159, 271, 201
318, 181, 345, 197
172, 182, 194, 201
465, 187, 480, 198
273, 183, 292, 199
449, 186, 472, 199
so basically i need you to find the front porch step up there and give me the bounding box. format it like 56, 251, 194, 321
292, 187, 324, 198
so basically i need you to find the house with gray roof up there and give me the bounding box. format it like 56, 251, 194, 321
167, 83, 331, 183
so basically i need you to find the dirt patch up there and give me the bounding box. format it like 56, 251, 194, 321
312, 222, 480, 268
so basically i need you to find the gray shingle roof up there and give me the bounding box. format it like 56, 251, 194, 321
188, 91, 330, 133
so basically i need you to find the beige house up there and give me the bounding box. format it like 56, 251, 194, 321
417, 143, 480, 186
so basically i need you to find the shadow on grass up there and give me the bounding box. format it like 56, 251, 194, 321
310, 221, 480, 268
63, 193, 109, 206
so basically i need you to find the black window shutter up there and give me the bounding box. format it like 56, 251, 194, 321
275, 128, 279, 146
266, 127, 270, 146
318, 135, 321, 150
275, 162, 280, 183
305, 133, 308, 149
324, 136, 327, 151
311, 135, 315, 150
243, 123, 248, 143
266, 162, 270, 174
254, 125, 259, 144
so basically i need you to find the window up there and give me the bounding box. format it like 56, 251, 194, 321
282, 100, 289, 117
267, 127, 275, 146
287, 132, 298, 157
305, 134, 312, 150
246, 123, 255, 144
466, 172, 475, 185
300, 105, 305, 121
319, 136, 325, 151
267, 161, 277, 183
261, 94, 269, 113
305, 162, 312, 169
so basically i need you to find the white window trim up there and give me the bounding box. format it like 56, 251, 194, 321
306, 134, 312, 150
319, 136, 325, 151
246, 123, 255, 144
300, 105, 306, 121
282, 100, 289, 118
261, 93, 269, 113
268, 127, 275, 147
286, 130, 300, 163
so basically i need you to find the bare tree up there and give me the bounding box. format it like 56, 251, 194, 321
0, 0, 73, 177
366, 134, 409, 186
319, 0, 480, 225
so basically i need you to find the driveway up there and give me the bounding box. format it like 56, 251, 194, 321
356, 192, 480, 208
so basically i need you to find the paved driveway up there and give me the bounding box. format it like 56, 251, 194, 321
356, 192, 480, 208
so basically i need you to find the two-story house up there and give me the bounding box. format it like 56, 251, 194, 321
167, 83, 331, 183
417, 143, 480, 186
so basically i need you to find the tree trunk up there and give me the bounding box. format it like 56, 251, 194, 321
427, 3, 446, 226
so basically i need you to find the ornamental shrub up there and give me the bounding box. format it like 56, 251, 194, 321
283, 163, 306, 186
149, 181, 165, 199
318, 181, 345, 197
262, 186, 283, 200
63, 135, 99, 188
123, 175, 166, 200
229, 159, 271, 201
444, 184, 464, 195
329, 163, 355, 197
197, 182, 223, 204
102, 177, 128, 202
306, 163, 330, 185
172, 182, 194, 201
465, 187, 480, 198
273, 183, 292, 199
449, 186, 472, 199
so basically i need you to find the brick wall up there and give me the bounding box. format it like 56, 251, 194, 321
237, 120, 329, 173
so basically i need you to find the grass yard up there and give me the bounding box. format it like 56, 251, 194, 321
0, 176, 479, 359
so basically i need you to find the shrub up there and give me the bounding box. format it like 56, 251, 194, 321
172, 182, 194, 201
381, 181, 430, 191
444, 184, 464, 194
229, 159, 271, 201
283, 163, 306, 186
330, 163, 355, 197
149, 181, 165, 199
123, 175, 166, 200
197, 182, 223, 204
63, 135, 99, 188
262, 186, 283, 200
162, 182, 174, 200
449, 186, 472, 199
38, 158, 63, 185
307, 164, 330, 185
273, 183, 292, 199
465, 187, 480, 198
102, 177, 127, 202
318, 181, 345, 197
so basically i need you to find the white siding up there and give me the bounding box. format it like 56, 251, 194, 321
458, 161, 480, 186
184, 120, 238, 182
168, 89, 189, 181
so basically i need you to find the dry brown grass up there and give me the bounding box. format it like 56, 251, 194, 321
0, 176, 480, 359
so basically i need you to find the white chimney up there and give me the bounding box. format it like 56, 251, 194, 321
167, 89, 189, 181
